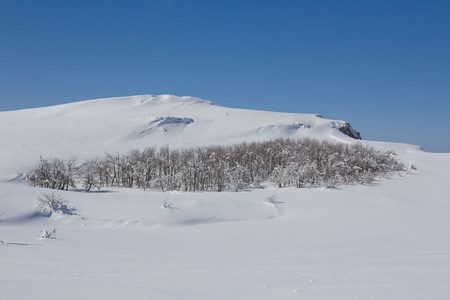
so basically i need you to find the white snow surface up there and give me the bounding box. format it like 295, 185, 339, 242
1, 94, 450, 299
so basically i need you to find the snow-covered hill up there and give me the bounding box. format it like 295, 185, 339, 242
0, 94, 360, 180
1, 95, 450, 300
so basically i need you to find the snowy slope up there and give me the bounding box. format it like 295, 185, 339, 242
0, 94, 358, 180
1, 95, 450, 300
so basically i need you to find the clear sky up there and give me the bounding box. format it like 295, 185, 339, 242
1, 0, 449, 152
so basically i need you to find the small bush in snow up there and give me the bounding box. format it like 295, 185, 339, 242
162, 199, 178, 209
40, 228, 57, 239
38, 192, 76, 215
264, 194, 283, 204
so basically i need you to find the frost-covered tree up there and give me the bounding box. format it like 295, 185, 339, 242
78, 158, 101, 192
25, 156, 77, 190
227, 163, 251, 192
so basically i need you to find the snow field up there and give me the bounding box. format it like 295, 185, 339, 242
1, 95, 450, 299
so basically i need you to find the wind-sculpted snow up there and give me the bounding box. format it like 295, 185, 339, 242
251, 123, 312, 136
137, 94, 216, 106
136, 116, 195, 136
151, 117, 195, 127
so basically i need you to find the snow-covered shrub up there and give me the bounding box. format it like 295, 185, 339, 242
39, 228, 57, 239
24, 156, 77, 190
264, 194, 283, 204
162, 199, 178, 209
25, 138, 407, 192
38, 192, 76, 215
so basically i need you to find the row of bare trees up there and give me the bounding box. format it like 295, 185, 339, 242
24, 138, 406, 192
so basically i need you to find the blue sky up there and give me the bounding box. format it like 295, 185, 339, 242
1, 0, 449, 152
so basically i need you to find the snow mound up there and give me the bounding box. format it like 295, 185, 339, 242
77, 94, 216, 107
137, 94, 216, 106
251, 123, 312, 136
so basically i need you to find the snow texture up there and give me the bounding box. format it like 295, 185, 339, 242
1, 94, 449, 299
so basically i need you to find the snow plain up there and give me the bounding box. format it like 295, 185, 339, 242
1, 95, 450, 299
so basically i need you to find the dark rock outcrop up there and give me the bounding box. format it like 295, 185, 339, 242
337, 122, 362, 140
